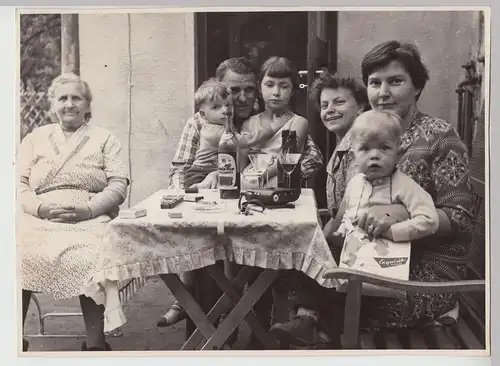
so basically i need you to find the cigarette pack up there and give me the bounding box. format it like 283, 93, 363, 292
118, 208, 147, 219
161, 195, 184, 209
183, 195, 204, 202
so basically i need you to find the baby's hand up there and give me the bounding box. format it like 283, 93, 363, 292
380, 228, 394, 241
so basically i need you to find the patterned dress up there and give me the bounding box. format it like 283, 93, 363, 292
326, 130, 357, 218
327, 110, 475, 329
18, 123, 129, 300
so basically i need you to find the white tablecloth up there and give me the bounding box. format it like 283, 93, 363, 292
88, 188, 339, 331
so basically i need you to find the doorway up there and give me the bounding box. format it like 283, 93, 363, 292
195, 11, 338, 207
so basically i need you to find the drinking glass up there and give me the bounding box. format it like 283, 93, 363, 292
248, 153, 272, 188
278, 153, 301, 189
171, 160, 187, 192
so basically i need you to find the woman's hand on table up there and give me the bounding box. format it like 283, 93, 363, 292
353, 204, 410, 238
41, 204, 92, 223
192, 171, 218, 189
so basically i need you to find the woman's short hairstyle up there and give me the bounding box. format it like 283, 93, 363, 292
350, 110, 403, 144
258, 56, 299, 92
361, 40, 430, 99
309, 70, 369, 111
215, 57, 256, 81
194, 78, 231, 111
47, 73, 93, 123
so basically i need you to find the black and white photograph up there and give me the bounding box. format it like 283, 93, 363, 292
17, 7, 489, 354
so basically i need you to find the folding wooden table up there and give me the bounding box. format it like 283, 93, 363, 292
91, 189, 339, 350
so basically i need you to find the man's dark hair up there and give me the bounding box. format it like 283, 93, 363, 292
215, 57, 256, 80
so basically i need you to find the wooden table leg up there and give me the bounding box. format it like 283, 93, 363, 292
182, 267, 255, 350
201, 269, 279, 350
186, 262, 224, 341
159, 273, 218, 349
206, 265, 278, 350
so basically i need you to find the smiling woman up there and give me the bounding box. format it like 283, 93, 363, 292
308, 71, 369, 217
51, 81, 91, 132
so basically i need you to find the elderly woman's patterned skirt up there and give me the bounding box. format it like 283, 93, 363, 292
18, 213, 110, 300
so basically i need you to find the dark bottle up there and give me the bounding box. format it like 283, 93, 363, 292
288, 131, 302, 192
277, 130, 290, 188
218, 117, 241, 199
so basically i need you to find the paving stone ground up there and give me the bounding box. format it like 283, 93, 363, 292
22, 276, 254, 352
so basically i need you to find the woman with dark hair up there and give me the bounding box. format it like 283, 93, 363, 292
270, 40, 475, 347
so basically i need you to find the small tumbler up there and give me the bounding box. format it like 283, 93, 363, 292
171, 160, 187, 192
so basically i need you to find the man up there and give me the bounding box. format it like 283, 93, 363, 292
162, 57, 324, 349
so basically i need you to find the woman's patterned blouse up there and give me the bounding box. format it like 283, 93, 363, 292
326, 110, 475, 261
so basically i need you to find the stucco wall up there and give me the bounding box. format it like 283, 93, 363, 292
79, 13, 195, 206
337, 11, 479, 127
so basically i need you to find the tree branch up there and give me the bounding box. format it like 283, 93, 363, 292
21, 19, 59, 48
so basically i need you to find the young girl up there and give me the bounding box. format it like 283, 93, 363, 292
220, 57, 310, 347
240, 56, 309, 186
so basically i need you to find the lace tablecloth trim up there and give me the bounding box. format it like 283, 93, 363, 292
92, 245, 338, 290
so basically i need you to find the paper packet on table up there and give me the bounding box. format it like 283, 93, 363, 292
118, 208, 147, 219
336, 223, 411, 300
241, 153, 278, 189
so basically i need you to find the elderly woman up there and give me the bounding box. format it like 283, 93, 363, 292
270, 40, 475, 347
18, 73, 129, 351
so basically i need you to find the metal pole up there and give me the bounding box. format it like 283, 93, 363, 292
61, 14, 80, 75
